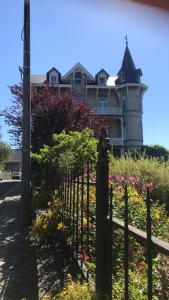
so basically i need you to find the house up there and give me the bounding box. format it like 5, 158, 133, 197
31, 41, 147, 151
5, 149, 22, 173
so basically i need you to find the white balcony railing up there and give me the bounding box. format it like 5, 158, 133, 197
109, 138, 124, 146
94, 107, 122, 115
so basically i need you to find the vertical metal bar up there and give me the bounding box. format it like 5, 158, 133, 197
124, 186, 129, 300
146, 188, 152, 300
64, 173, 67, 219
62, 177, 66, 226
96, 127, 111, 299
72, 168, 76, 253
67, 169, 70, 219
59, 173, 62, 203
76, 175, 80, 258
86, 163, 90, 256
80, 170, 84, 267
60, 175, 64, 225
69, 167, 72, 227
108, 184, 113, 297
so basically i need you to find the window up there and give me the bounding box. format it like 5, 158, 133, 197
74, 72, 82, 86
97, 99, 108, 108
98, 76, 106, 85
105, 127, 109, 136
50, 75, 58, 84
120, 72, 125, 83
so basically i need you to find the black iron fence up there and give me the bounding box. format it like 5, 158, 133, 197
59, 129, 169, 299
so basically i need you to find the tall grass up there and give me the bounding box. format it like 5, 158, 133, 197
110, 154, 169, 211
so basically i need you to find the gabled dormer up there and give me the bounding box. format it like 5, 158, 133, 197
116, 39, 142, 85
46, 67, 61, 84
95, 69, 109, 86
62, 63, 95, 85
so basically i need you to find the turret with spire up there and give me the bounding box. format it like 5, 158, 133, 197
116, 36, 142, 85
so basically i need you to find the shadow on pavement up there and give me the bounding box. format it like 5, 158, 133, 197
0, 197, 81, 300
0, 197, 38, 300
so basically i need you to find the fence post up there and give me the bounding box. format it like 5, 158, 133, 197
96, 127, 112, 299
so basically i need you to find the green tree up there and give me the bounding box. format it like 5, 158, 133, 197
33, 128, 97, 190
0, 141, 12, 169
140, 144, 169, 160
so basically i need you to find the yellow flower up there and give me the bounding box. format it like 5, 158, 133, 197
57, 222, 63, 230
154, 209, 160, 221
83, 218, 87, 226
134, 195, 142, 204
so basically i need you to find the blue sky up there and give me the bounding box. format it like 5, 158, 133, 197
0, 0, 169, 148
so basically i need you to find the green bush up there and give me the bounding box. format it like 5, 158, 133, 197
31, 189, 51, 209
32, 128, 97, 190
29, 198, 62, 245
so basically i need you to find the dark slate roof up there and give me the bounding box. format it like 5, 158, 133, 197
116, 44, 142, 85
46, 67, 61, 76
118, 46, 136, 75
95, 69, 110, 78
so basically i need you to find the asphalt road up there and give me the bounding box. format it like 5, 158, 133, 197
0, 181, 21, 199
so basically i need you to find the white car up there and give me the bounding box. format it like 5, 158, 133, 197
12, 171, 21, 180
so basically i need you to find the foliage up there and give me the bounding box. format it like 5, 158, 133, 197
29, 197, 63, 245
1, 84, 107, 150
109, 154, 169, 211
30, 171, 169, 298
0, 84, 23, 147
140, 144, 169, 160
31, 189, 52, 210
32, 129, 97, 189
154, 254, 169, 299
0, 141, 12, 167
42, 274, 108, 300
110, 181, 169, 240
30, 141, 169, 298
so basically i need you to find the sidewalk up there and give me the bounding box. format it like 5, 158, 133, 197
0, 196, 79, 300
0, 196, 38, 300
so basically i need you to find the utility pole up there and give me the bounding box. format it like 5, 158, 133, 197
21, 0, 31, 226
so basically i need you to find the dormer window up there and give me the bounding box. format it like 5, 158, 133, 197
50, 74, 58, 84
120, 72, 125, 83
74, 72, 82, 86
98, 76, 106, 85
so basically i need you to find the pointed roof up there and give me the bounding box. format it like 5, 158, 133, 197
116, 37, 142, 85
46, 67, 61, 76
95, 68, 110, 78
62, 63, 95, 80
118, 42, 136, 75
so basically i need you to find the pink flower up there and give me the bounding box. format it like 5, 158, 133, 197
142, 182, 154, 192
89, 223, 95, 231
125, 176, 141, 186
77, 247, 89, 263
78, 175, 82, 182
91, 172, 96, 182
110, 175, 125, 185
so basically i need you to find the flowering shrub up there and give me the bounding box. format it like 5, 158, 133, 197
42, 274, 109, 300
30, 158, 169, 298
109, 154, 169, 211
29, 199, 63, 245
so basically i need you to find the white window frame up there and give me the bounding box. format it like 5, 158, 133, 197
120, 72, 125, 83
74, 72, 82, 86
50, 74, 58, 84
98, 76, 106, 86
97, 98, 108, 108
